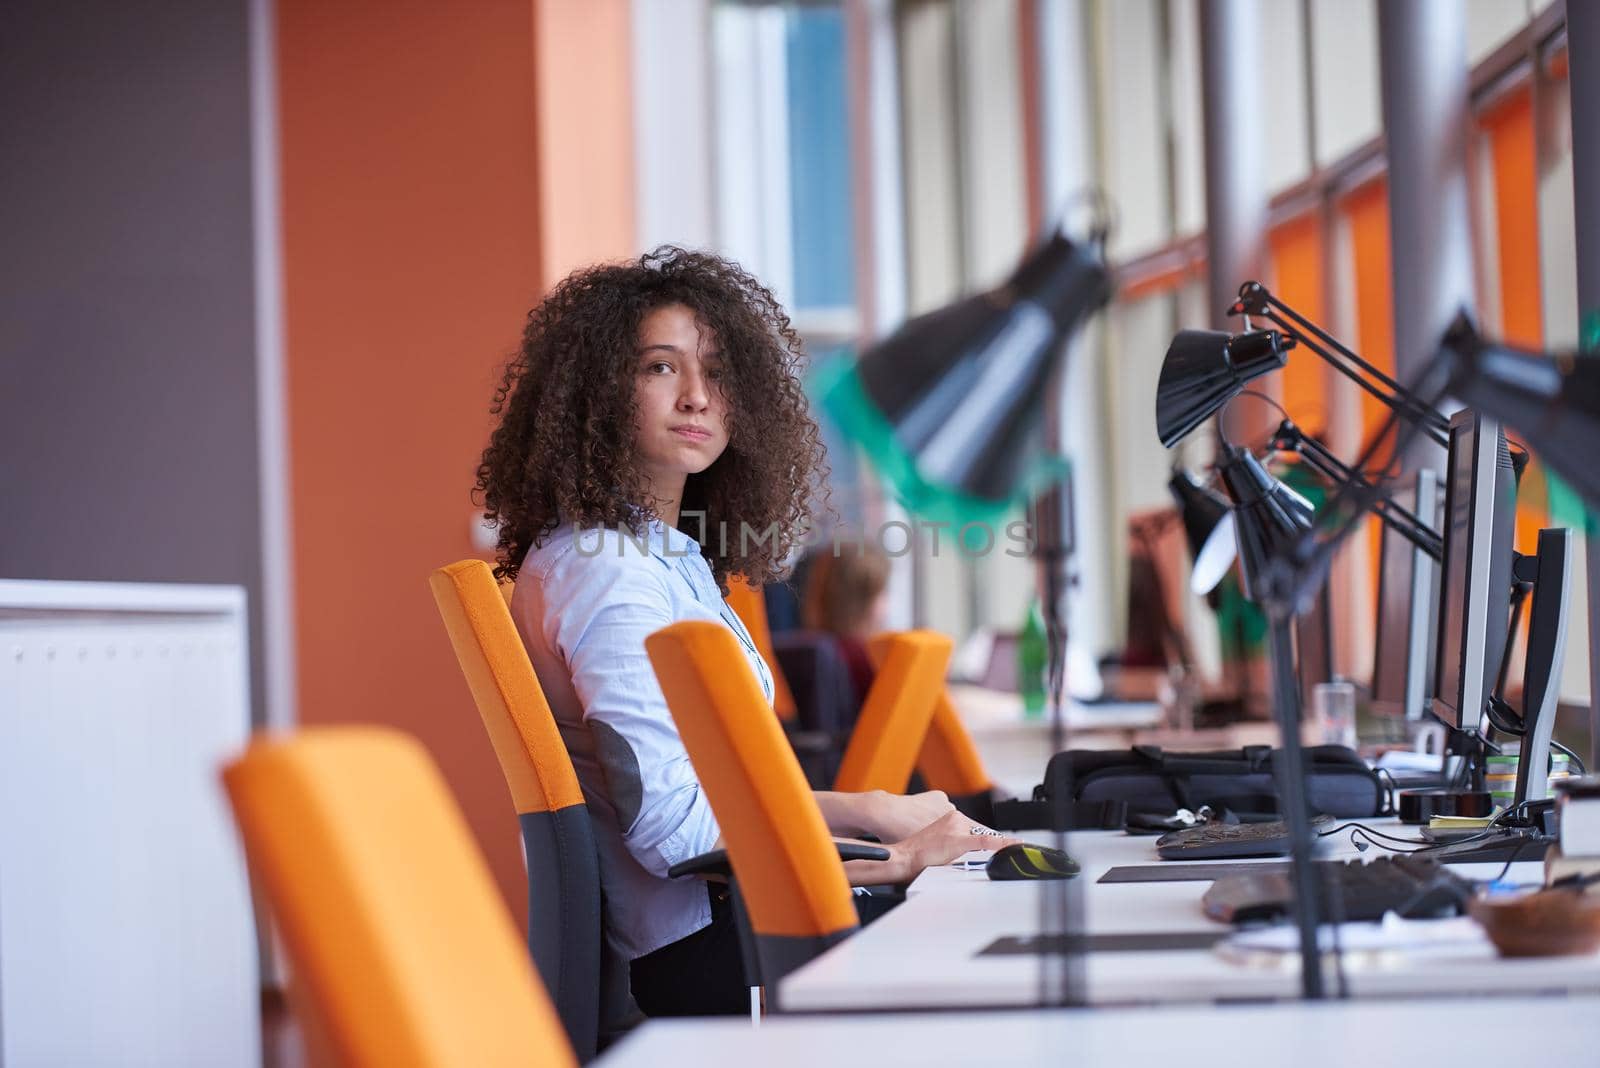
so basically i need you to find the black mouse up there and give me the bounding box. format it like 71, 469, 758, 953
986, 842, 1080, 881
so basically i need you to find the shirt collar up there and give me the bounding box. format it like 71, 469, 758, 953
645, 516, 702, 561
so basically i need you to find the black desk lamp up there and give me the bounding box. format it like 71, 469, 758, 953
815, 225, 1112, 1006
1157, 328, 1292, 448
1214, 446, 1315, 602
815, 228, 1112, 528
1156, 280, 1455, 455
1169, 468, 1235, 598
1439, 316, 1600, 502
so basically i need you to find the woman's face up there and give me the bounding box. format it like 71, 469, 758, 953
631, 303, 731, 500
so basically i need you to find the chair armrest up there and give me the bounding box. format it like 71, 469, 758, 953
833, 842, 890, 862
668, 841, 889, 879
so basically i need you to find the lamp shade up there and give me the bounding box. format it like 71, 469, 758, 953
1442, 315, 1600, 506
1156, 329, 1294, 448
1168, 469, 1236, 595
813, 229, 1112, 525
1216, 447, 1314, 602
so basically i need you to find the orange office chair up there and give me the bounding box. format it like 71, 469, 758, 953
645, 621, 887, 1003
428, 559, 627, 1061
724, 576, 798, 720
222, 727, 577, 1068
916, 689, 1000, 819
831, 630, 954, 794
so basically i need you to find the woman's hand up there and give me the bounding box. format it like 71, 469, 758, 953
843, 810, 1021, 885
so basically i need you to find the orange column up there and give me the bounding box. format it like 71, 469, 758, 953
1481, 87, 1547, 555
532, 0, 637, 283
1267, 215, 1328, 435
278, 0, 636, 921
1342, 179, 1397, 603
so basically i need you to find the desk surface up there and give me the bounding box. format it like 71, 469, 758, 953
601, 996, 1600, 1068
781, 822, 1600, 1011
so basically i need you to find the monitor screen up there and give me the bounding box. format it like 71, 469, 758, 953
1432, 410, 1517, 732
1371, 471, 1440, 720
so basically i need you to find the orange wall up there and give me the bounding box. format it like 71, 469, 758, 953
278, 0, 635, 919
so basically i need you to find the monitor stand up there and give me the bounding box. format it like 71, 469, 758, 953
1418, 528, 1572, 866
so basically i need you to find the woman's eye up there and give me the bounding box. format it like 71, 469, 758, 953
647, 361, 672, 374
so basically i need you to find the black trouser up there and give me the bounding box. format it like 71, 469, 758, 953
629, 883, 899, 1017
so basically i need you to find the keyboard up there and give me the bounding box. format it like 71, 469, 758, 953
1202, 855, 1478, 924
1156, 815, 1334, 860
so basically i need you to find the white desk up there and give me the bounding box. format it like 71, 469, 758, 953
601, 996, 1600, 1068
781, 823, 1600, 1010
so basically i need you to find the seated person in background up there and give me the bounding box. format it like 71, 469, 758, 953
802, 541, 891, 711
476, 247, 1017, 1019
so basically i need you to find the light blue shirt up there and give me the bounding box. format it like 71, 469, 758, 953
511, 518, 776, 960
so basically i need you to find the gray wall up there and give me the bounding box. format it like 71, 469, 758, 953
1, 1, 265, 719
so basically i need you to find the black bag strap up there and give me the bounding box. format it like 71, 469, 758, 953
992, 796, 1126, 832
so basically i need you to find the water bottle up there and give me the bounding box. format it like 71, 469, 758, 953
1018, 601, 1048, 718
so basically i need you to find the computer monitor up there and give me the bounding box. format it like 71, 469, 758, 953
1371, 470, 1441, 720
1432, 410, 1517, 733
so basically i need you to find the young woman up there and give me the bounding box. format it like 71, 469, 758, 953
476, 247, 1014, 1017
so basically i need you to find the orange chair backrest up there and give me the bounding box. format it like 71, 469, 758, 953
833, 630, 953, 794
428, 559, 582, 816
725, 576, 798, 720
222, 727, 577, 1068
645, 621, 858, 939
915, 690, 994, 796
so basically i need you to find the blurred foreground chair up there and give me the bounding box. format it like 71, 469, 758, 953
645, 621, 888, 1007
428, 559, 635, 1061
222, 727, 577, 1068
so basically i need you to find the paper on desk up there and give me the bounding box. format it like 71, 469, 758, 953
1217, 915, 1486, 967
1430, 814, 1498, 829
951, 849, 996, 869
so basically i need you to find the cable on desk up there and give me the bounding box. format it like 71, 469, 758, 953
1317, 800, 1544, 857
1316, 821, 1432, 852
1486, 832, 1543, 886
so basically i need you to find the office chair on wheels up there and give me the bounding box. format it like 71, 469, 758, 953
428, 559, 636, 1060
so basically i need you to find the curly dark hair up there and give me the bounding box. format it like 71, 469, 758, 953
476, 246, 829, 589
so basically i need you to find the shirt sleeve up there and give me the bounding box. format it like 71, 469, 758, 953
543, 533, 721, 879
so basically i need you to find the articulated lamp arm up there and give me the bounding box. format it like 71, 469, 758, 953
1267, 419, 1443, 562
1232, 281, 1450, 449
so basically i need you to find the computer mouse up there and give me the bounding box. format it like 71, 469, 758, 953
986, 842, 1080, 881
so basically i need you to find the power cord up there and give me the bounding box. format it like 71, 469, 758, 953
1317, 800, 1544, 858
1553, 739, 1588, 775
